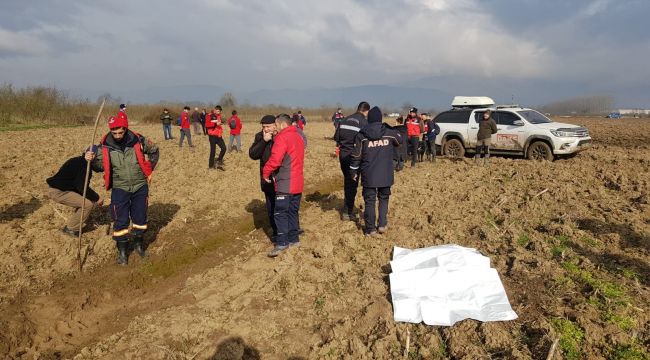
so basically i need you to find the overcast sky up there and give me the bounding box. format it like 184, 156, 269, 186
1, 0, 648, 99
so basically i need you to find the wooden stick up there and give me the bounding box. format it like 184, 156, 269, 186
77, 98, 106, 272
546, 338, 559, 360
403, 325, 411, 358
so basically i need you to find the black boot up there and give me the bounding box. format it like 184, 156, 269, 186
116, 241, 128, 265
133, 236, 147, 258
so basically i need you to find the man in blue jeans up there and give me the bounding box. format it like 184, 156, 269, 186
160, 108, 173, 140
262, 114, 305, 257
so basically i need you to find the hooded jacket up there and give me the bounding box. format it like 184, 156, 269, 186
334, 112, 367, 158
262, 125, 305, 194
478, 116, 498, 140
350, 122, 401, 188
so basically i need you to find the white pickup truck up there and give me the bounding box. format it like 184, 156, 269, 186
435, 97, 592, 160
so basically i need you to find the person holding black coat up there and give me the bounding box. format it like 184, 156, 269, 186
350, 106, 401, 236
249, 115, 279, 242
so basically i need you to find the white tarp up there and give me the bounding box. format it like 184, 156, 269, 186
389, 245, 518, 326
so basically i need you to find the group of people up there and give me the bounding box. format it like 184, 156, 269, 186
159, 106, 244, 157
45, 100, 497, 263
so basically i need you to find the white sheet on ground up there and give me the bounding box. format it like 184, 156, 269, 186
389, 245, 518, 326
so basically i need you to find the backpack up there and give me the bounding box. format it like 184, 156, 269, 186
229, 118, 237, 129
176, 116, 181, 126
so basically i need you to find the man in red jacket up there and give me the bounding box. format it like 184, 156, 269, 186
228, 110, 243, 152
262, 114, 305, 257
405, 107, 424, 167
179, 106, 194, 148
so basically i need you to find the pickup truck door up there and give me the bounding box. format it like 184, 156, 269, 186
493, 111, 526, 151
468, 111, 480, 148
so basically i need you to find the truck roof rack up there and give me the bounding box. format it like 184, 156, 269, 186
451, 96, 495, 109
496, 104, 520, 109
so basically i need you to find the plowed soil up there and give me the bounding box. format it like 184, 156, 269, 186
0, 117, 648, 359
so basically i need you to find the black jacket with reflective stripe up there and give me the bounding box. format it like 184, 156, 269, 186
335, 112, 367, 158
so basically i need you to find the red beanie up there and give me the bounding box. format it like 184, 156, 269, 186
108, 115, 128, 129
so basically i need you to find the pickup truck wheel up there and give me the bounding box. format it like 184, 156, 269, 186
527, 141, 554, 161
443, 138, 465, 158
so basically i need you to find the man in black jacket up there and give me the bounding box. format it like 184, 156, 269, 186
334, 101, 370, 221
46, 149, 103, 236
249, 115, 279, 241
391, 116, 408, 171
350, 106, 401, 236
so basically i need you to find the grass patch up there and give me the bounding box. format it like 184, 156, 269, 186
314, 296, 326, 311
561, 261, 626, 303
603, 312, 636, 331
579, 235, 603, 248
517, 234, 530, 247
551, 318, 584, 360
0, 123, 80, 132
610, 343, 649, 360
550, 235, 572, 258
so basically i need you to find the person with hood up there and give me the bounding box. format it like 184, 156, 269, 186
249, 115, 279, 242
46, 149, 103, 237
206, 105, 226, 170
228, 110, 243, 152
476, 109, 498, 165
424, 113, 440, 162
391, 116, 408, 171
160, 108, 174, 140
89, 116, 159, 265
334, 101, 370, 221
262, 114, 305, 257
350, 106, 401, 236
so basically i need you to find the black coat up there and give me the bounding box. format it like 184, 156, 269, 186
249, 131, 275, 193
350, 122, 401, 188
46, 156, 100, 202
334, 112, 367, 158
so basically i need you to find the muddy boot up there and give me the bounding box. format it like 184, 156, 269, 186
116, 241, 128, 266
217, 160, 225, 171
484, 156, 490, 166
474, 155, 480, 165
133, 236, 147, 258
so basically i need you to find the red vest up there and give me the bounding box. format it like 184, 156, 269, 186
406, 116, 422, 137
100, 131, 153, 190
206, 113, 223, 137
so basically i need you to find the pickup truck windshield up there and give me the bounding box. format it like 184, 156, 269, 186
517, 110, 553, 124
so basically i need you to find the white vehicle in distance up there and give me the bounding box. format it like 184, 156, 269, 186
435, 96, 592, 160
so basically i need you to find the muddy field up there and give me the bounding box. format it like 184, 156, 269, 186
0, 117, 648, 359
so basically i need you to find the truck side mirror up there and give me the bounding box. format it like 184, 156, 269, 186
513, 120, 525, 126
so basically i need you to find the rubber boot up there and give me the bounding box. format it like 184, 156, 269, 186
116, 241, 128, 265
133, 236, 147, 258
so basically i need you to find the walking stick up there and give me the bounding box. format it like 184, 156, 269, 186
77, 98, 106, 272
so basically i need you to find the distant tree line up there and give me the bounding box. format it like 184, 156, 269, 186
539, 95, 614, 115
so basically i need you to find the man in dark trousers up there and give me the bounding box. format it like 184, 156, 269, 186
405, 107, 424, 167
262, 114, 305, 257
90, 116, 159, 265
249, 115, 279, 242
424, 114, 440, 162
391, 116, 408, 171
334, 101, 370, 221
47, 149, 103, 236
350, 106, 401, 236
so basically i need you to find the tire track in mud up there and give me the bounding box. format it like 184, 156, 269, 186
0, 177, 343, 359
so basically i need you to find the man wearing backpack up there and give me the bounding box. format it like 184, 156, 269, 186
228, 110, 243, 152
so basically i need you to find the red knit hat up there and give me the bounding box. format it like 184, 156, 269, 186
108, 115, 128, 129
